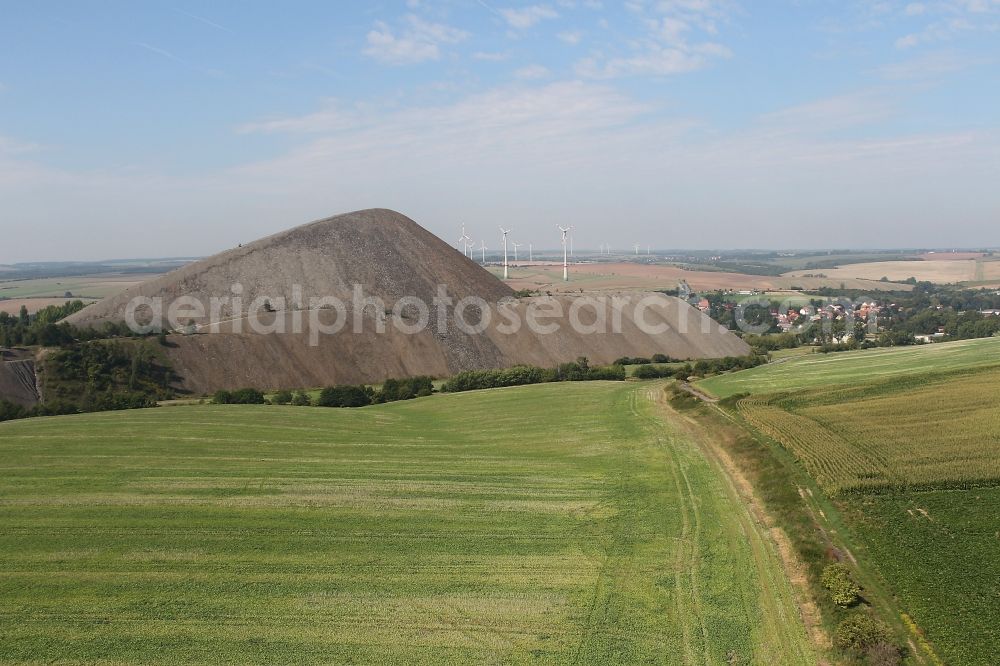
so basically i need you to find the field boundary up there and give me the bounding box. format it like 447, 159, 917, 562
673, 384, 942, 664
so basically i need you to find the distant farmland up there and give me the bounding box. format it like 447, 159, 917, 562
700, 340, 1000, 665
784, 256, 1000, 285
0, 382, 814, 664
0, 274, 156, 314
496, 262, 910, 294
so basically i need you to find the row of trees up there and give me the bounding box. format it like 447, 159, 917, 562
214, 376, 436, 409
0, 301, 162, 349
613, 353, 673, 366
631, 354, 767, 380
441, 358, 625, 393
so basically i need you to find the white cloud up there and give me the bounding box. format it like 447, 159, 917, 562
4, 81, 1000, 261
514, 64, 551, 79
557, 30, 584, 44
473, 51, 510, 61
237, 100, 361, 134
363, 14, 469, 65
877, 51, 984, 80
577, 42, 730, 78
576, 0, 733, 78
892, 1, 1000, 49
499, 5, 559, 29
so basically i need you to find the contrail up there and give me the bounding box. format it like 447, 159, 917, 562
173, 8, 233, 33
133, 42, 225, 78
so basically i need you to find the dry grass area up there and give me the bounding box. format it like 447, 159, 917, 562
786, 258, 1000, 284
0, 298, 96, 315
497, 262, 904, 293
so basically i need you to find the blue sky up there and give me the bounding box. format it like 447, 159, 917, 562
1, 1, 999, 261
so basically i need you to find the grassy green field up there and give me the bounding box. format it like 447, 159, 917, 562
0, 382, 814, 664
849, 488, 1000, 666
699, 340, 1000, 664
697, 336, 1000, 398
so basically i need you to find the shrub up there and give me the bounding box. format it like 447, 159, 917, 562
866, 640, 902, 666
834, 612, 894, 656
632, 365, 673, 380
822, 562, 862, 607
0, 399, 27, 422
442, 365, 547, 392
613, 356, 653, 366
271, 389, 293, 405
379, 376, 433, 402
317, 385, 373, 408
290, 390, 312, 406
214, 388, 265, 405
651, 353, 671, 363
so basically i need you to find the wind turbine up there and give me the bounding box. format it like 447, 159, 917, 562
529, 243, 533, 262
647, 245, 651, 255
499, 226, 511, 279
511, 241, 522, 263
558, 226, 573, 281
634, 243, 640, 255
458, 224, 473, 257
479, 241, 487, 264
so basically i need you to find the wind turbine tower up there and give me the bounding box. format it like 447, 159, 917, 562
511, 241, 522, 263
499, 226, 511, 279
480, 241, 487, 264
558, 226, 573, 281
634, 243, 640, 255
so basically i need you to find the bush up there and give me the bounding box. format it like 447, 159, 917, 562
0, 399, 28, 422
866, 640, 902, 666
213, 388, 264, 405
379, 376, 433, 402
317, 385, 373, 408
290, 390, 312, 406
822, 562, 862, 607
441, 359, 623, 393
442, 365, 547, 392
613, 356, 653, 366
632, 364, 673, 380
834, 612, 894, 656
271, 389, 293, 405
651, 353, 671, 363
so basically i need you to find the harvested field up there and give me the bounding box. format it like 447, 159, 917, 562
0, 297, 97, 315
785, 258, 1000, 284
499, 263, 909, 293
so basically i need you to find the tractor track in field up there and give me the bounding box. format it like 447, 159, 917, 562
645, 383, 820, 664
636, 387, 707, 663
